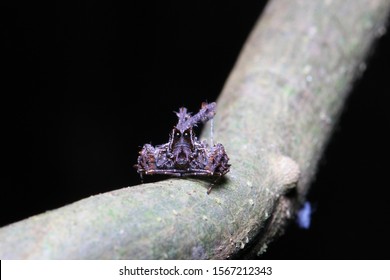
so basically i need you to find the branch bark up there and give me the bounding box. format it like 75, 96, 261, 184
1, 0, 389, 259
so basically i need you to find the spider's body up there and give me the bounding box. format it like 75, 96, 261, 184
135, 102, 230, 193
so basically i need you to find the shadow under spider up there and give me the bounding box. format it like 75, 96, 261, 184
137, 175, 230, 195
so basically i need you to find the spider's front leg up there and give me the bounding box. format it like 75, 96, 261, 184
136, 144, 157, 180
136, 144, 176, 178
155, 144, 175, 170
207, 143, 230, 176
205, 143, 230, 194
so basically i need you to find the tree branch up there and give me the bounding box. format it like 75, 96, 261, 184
1, 0, 389, 259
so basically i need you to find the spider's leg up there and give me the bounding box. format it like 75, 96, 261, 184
207, 183, 214, 195
206, 175, 224, 194
139, 172, 144, 182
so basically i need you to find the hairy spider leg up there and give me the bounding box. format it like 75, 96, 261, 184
134, 163, 144, 182
144, 168, 216, 177
144, 168, 227, 194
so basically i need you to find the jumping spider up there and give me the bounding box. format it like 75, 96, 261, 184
135, 102, 230, 194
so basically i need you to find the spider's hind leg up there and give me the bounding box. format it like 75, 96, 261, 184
206, 175, 224, 194
207, 183, 214, 195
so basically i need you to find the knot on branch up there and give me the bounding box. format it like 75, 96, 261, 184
270, 154, 300, 190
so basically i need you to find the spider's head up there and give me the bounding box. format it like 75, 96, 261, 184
169, 127, 194, 150
169, 127, 195, 167
170, 106, 195, 151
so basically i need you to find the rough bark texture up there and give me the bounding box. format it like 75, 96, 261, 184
1, 0, 389, 259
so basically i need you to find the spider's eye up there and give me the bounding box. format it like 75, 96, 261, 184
183, 129, 191, 138
174, 131, 181, 138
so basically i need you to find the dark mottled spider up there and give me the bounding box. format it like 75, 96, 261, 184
135, 102, 230, 194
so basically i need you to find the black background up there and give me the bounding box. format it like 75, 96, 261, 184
1, 1, 389, 259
